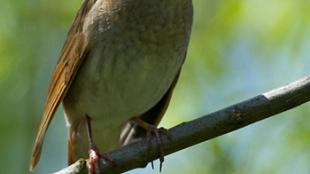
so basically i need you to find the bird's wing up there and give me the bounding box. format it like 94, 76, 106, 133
30, 0, 96, 170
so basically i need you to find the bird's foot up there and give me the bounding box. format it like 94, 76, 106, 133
131, 117, 170, 172
88, 146, 100, 174
85, 115, 115, 174
88, 146, 115, 174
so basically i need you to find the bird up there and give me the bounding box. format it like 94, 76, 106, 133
30, 0, 193, 173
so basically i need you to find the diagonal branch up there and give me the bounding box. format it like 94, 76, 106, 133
54, 76, 310, 174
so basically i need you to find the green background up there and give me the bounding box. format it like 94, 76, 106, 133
0, 0, 309, 173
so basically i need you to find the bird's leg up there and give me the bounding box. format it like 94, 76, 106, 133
85, 115, 115, 174
130, 117, 170, 172
85, 115, 101, 174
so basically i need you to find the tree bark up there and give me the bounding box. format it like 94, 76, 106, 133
54, 76, 310, 174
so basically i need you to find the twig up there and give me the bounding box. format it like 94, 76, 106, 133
53, 76, 310, 174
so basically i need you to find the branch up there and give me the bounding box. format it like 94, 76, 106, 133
54, 76, 310, 174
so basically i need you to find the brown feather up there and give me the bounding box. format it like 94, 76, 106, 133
30, 0, 96, 170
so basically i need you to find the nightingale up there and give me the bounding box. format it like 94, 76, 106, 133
30, 0, 193, 172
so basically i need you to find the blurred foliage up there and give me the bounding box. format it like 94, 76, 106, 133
0, 0, 309, 173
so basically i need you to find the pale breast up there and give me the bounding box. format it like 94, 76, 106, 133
63, 0, 192, 151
